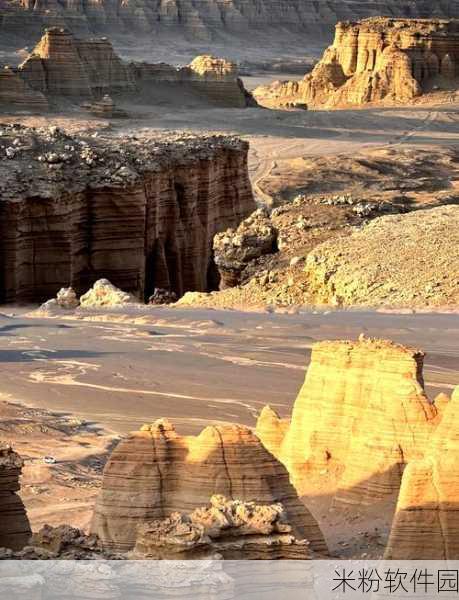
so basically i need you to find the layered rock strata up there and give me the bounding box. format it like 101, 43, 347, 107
256, 338, 440, 505
6, 30, 254, 109
0, 444, 31, 550
385, 386, 459, 559
303, 205, 459, 308
0, 125, 255, 303
0, 66, 48, 109
1, 0, 458, 42
256, 17, 459, 108
19, 27, 136, 98
131, 55, 254, 108
133, 495, 315, 559
91, 419, 327, 554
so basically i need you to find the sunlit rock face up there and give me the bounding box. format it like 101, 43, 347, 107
256, 338, 440, 505
0, 444, 31, 550
91, 420, 327, 555
385, 386, 459, 560
256, 17, 459, 108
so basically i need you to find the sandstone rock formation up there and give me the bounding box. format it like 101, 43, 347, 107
0, 65, 48, 110
0, 124, 255, 303
79, 279, 133, 308
19, 28, 136, 98
1, 0, 458, 43
0, 444, 31, 550
303, 205, 459, 308
385, 386, 459, 559
3, 29, 254, 111
213, 207, 278, 288
133, 494, 314, 559
91, 419, 327, 554
131, 54, 254, 108
256, 338, 439, 505
256, 18, 459, 108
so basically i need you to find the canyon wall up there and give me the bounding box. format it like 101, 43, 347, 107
257, 17, 459, 108
256, 338, 440, 505
91, 419, 327, 554
1, 1, 459, 42
0, 125, 255, 303
0, 444, 31, 550
385, 386, 459, 559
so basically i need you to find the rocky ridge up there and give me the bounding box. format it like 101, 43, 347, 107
0, 28, 254, 110
1, 0, 458, 43
256, 338, 440, 505
91, 419, 327, 554
0, 124, 255, 303
255, 17, 459, 108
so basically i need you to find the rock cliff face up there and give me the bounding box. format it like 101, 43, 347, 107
19, 27, 136, 98
256, 338, 439, 505
0, 125, 255, 303
1, 1, 458, 42
132, 54, 253, 108
0, 66, 48, 109
133, 495, 315, 559
256, 17, 459, 108
91, 419, 327, 554
0, 444, 31, 550
385, 386, 459, 559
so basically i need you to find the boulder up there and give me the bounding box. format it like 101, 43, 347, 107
79, 279, 134, 308
133, 495, 315, 559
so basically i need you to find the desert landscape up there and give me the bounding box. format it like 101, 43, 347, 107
0, 0, 458, 586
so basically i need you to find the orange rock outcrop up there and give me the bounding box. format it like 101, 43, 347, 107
91, 420, 327, 554
385, 386, 459, 559
0, 444, 31, 550
256, 17, 459, 108
256, 338, 440, 505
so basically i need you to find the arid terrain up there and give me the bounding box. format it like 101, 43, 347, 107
0, 9, 459, 572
